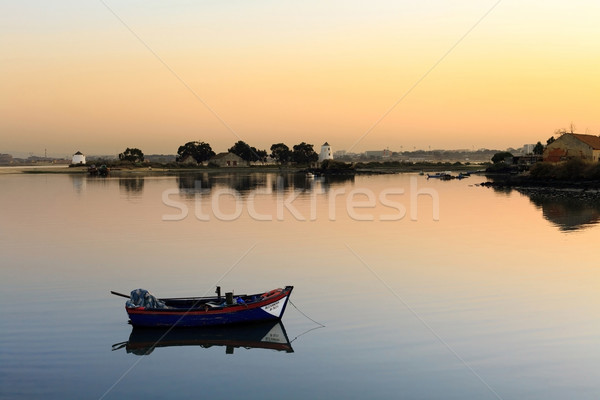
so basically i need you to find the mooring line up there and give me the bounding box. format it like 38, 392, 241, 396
287, 299, 326, 344
289, 325, 325, 344
289, 299, 326, 327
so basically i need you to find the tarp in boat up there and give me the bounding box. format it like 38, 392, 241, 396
126, 289, 170, 309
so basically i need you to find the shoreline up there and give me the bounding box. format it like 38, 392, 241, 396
0, 164, 484, 175
0, 165, 294, 175
480, 175, 600, 199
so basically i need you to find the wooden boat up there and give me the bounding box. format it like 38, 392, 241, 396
111, 286, 294, 328
112, 320, 293, 355
427, 172, 452, 179
98, 164, 110, 176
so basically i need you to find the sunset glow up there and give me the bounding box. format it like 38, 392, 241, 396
2, 1, 600, 156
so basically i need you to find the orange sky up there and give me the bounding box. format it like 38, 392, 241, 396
2, 1, 600, 156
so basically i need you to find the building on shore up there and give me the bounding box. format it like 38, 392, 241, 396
0, 154, 14, 165
178, 154, 200, 165
210, 152, 246, 167
512, 154, 543, 166
72, 151, 86, 165
250, 156, 277, 166
364, 150, 384, 158
318, 142, 333, 162
522, 144, 536, 155
543, 133, 600, 162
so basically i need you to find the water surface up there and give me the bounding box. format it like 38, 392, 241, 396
1, 172, 599, 399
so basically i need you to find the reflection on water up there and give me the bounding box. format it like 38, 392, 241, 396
71, 173, 112, 194
70, 171, 600, 232
69, 174, 86, 194
68, 172, 355, 199
485, 179, 600, 231
119, 177, 145, 196
177, 173, 212, 195
71, 174, 146, 198
112, 321, 293, 355
176, 172, 354, 196
522, 190, 600, 232
487, 183, 513, 197
2, 172, 600, 399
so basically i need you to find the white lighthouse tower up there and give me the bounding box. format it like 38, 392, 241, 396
318, 142, 333, 163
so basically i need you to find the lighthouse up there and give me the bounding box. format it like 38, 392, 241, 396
318, 142, 333, 162
72, 151, 86, 165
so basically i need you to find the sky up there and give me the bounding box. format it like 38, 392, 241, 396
2, 0, 600, 157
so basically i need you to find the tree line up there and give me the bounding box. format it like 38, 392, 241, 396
115, 141, 320, 166
174, 141, 319, 165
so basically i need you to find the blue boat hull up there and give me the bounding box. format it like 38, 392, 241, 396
125, 287, 293, 328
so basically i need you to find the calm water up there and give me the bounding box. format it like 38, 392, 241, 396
1, 171, 599, 399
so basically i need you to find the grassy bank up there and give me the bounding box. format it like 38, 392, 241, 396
529, 159, 600, 180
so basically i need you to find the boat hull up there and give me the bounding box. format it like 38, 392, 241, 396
125, 286, 293, 328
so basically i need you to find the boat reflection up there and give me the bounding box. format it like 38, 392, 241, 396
112, 320, 294, 355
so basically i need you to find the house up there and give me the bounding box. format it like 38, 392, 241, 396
72, 151, 86, 165
250, 156, 277, 166
210, 152, 246, 167
521, 144, 536, 154
178, 154, 199, 165
543, 133, 600, 162
0, 154, 13, 165
512, 155, 543, 166
365, 150, 384, 158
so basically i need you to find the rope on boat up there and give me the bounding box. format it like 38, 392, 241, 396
288, 299, 325, 328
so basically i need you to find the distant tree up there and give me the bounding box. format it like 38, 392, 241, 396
255, 149, 268, 161
270, 143, 292, 164
533, 142, 544, 155
228, 141, 250, 160
119, 147, 144, 163
292, 142, 318, 164
228, 141, 266, 162
491, 151, 513, 164
176, 141, 215, 163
